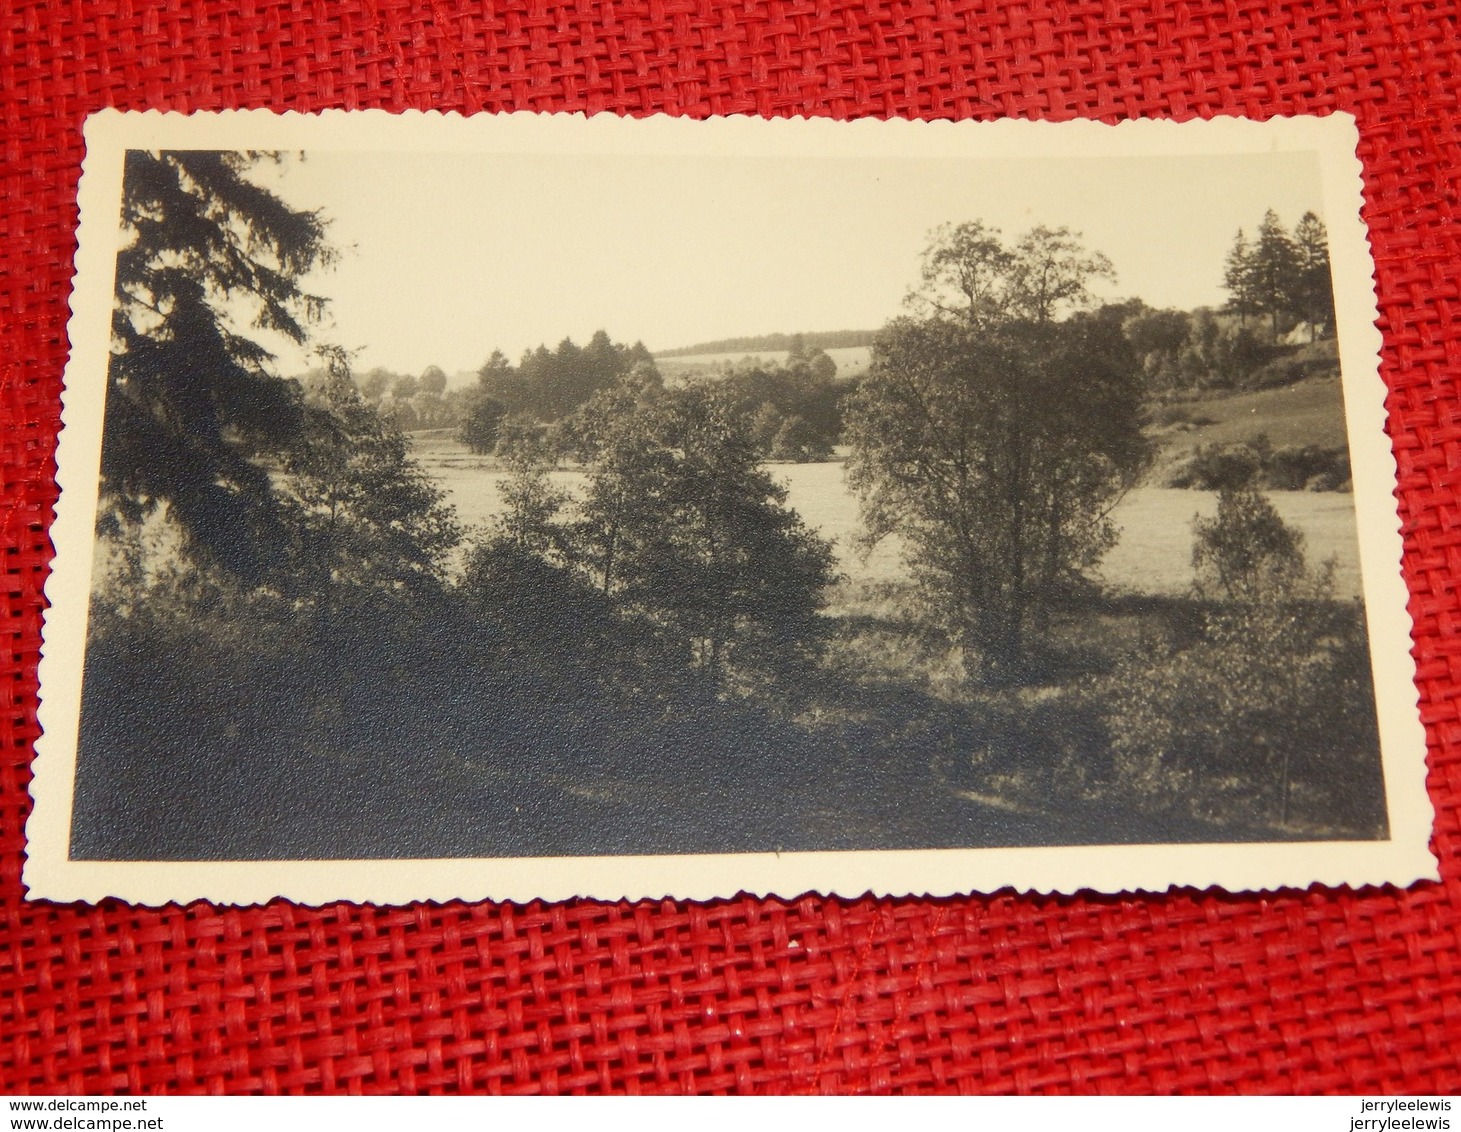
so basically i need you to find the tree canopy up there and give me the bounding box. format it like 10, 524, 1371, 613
908, 221, 1115, 330
847, 223, 1150, 680
477, 331, 658, 422
283, 349, 461, 605
469, 376, 837, 690
460, 394, 509, 455
574, 385, 837, 685
1192, 487, 1307, 602
104, 149, 335, 578
706, 349, 843, 462
1222, 210, 1334, 341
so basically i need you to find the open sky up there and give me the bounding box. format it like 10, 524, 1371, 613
258, 146, 1326, 378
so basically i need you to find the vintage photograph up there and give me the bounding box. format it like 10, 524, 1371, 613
27, 112, 1434, 904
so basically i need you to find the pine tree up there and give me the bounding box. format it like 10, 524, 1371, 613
1292, 211, 1335, 341
1252, 209, 1300, 342
104, 150, 335, 579
1222, 229, 1260, 327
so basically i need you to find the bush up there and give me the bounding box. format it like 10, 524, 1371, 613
1265, 445, 1351, 491
1168, 444, 1263, 491
1100, 594, 1381, 831
1243, 337, 1340, 390
1166, 442, 1351, 492
1192, 487, 1305, 601
460, 395, 507, 454
769, 414, 835, 462
1152, 310, 1334, 393
493, 413, 554, 462
1095, 489, 1385, 833
460, 538, 654, 690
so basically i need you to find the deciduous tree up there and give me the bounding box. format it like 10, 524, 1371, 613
573, 387, 837, 686
1102, 489, 1378, 830
460, 395, 509, 455
283, 349, 461, 604
1192, 487, 1305, 601
847, 225, 1149, 681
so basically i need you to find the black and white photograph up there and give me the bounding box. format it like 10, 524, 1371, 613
26, 111, 1434, 904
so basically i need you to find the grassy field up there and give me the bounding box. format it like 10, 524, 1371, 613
413, 441, 1364, 600
1145, 373, 1350, 484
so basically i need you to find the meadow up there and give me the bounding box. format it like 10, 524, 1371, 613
1145, 372, 1352, 487
412, 439, 1366, 601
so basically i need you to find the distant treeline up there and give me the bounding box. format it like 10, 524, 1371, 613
656, 329, 878, 357
293, 211, 1344, 504
463, 331, 847, 463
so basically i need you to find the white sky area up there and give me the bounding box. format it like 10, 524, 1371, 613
255, 148, 1325, 378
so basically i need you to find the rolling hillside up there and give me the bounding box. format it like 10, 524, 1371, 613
1145, 373, 1350, 488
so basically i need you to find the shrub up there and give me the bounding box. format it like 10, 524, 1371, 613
461, 537, 644, 688
1096, 489, 1385, 833
1265, 445, 1351, 491
1169, 444, 1262, 491
1192, 487, 1305, 601
460, 395, 507, 454
1167, 442, 1351, 492
769, 414, 835, 462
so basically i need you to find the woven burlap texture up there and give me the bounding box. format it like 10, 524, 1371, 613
2, 0, 1458, 1094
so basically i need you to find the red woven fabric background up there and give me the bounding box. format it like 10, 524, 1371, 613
2, 0, 1459, 1095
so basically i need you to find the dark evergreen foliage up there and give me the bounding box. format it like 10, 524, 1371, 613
105, 149, 334, 579
1221, 210, 1334, 342
477, 330, 658, 421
